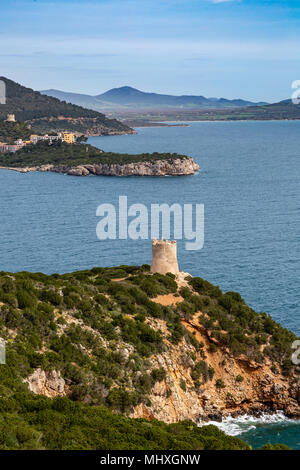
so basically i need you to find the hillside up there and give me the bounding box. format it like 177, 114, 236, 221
0, 265, 298, 449
0, 77, 133, 136
0, 120, 31, 144
41, 86, 267, 111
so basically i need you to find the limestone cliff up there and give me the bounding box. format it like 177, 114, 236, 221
126, 273, 300, 423
1, 157, 199, 177
24, 368, 66, 398
131, 314, 300, 423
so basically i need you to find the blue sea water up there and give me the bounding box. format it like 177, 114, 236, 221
0, 120, 299, 447
199, 411, 300, 449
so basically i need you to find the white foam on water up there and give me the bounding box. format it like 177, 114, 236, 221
198, 411, 297, 436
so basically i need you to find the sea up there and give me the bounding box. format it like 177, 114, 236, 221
0, 120, 299, 448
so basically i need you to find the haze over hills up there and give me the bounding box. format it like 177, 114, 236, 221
40, 86, 267, 111
0, 77, 132, 136
104, 97, 300, 127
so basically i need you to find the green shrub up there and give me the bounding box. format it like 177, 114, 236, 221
39, 289, 62, 306
151, 368, 167, 383
106, 388, 139, 412
191, 361, 207, 382
209, 343, 217, 353
270, 365, 278, 374
0, 277, 16, 294
215, 379, 226, 389
16, 291, 37, 309
208, 366, 215, 380
180, 379, 186, 391
189, 277, 222, 298
260, 443, 291, 450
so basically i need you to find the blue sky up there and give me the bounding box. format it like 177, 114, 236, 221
1, 0, 300, 101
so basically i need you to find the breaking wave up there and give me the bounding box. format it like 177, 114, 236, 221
198, 411, 297, 436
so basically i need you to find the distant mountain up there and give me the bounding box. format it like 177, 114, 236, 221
39, 89, 108, 113
41, 86, 267, 110
0, 77, 132, 135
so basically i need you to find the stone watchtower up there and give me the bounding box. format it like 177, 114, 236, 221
150, 238, 179, 275
6, 114, 16, 122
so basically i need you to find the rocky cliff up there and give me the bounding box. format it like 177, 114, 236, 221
24, 368, 66, 398
1, 157, 199, 176
131, 315, 300, 423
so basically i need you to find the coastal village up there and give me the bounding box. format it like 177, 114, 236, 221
0, 114, 76, 153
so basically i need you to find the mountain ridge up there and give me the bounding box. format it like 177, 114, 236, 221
40, 86, 267, 110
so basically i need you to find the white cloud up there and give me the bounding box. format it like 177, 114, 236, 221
1, 35, 298, 62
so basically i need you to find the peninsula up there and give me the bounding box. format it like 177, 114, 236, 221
0, 242, 298, 449
0, 140, 199, 176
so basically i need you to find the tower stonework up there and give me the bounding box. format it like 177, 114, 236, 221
6, 114, 16, 122
150, 238, 179, 275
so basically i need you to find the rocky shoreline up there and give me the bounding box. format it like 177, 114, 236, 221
0, 157, 199, 177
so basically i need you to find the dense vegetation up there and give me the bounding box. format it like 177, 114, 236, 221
0, 140, 189, 167
28, 116, 129, 135
0, 77, 131, 134
0, 396, 251, 450
0, 120, 32, 144
0, 266, 297, 449
184, 277, 297, 367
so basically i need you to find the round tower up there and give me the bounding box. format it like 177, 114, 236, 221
150, 238, 179, 275
6, 114, 16, 122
